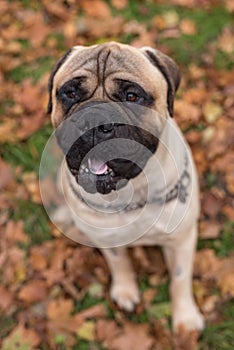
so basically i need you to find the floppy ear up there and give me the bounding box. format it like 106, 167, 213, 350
141, 47, 181, 117
47, 48, 73, 114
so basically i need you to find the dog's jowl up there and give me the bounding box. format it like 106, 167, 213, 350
48, 42, 204, 332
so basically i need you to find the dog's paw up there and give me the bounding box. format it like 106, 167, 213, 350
173, 303, 205, 332
110, 282, 140, 312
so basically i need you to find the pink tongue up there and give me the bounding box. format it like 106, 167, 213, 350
88, 158, 108, 175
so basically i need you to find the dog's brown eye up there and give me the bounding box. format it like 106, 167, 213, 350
65, 88, 77, 100
126, 92, 139, 102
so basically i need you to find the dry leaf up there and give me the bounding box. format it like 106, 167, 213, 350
203, 101, 223, 123
180, 19, 197, 35
199, 220, 221, 239
18, 279, 48, 304
201, 192, 223, 218
111, 0, 128, 10
110, 322, 154, 350
76, 321, 95, 341
81, 0, 111, 19
2, 324, 41, 350
0, 286, 14, 310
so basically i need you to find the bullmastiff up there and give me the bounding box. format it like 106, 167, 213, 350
47, 42, 204, 332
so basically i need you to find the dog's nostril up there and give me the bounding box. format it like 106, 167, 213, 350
98, 123, 114, 133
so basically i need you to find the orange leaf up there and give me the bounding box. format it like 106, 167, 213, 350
18, 279, 48, 304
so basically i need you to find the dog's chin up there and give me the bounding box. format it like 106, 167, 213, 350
69, 160, 141, 195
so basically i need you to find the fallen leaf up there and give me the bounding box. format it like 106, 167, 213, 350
203, 101, 223, 123
2, 324, 40, 350
202, 295, 219, 313
173, 327, 200, 350
180, 19, 197, 35
194, 249, 222, 278
174, 100, 201, 128
199, 220, 221, 239
0, 286, 14, 311
96, 319, 121, 346
77, 303, 107, 320
76, 321, 95, 341
18, 280, 48, 304
110, 322, 154, 350
218, 26, 234, 54
0, 158, 14, 190
5, 220, 30, 245
46, 297, 74, 333
81, 0, 111, 19
111, 0, 128, 10
201, 192, 223, 218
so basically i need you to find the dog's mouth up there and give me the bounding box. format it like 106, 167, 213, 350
70, 157, 129, 195
87, 158, 112, 176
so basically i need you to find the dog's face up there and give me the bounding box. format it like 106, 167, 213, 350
48, 42, 180, 194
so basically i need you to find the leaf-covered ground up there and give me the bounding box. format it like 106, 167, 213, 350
0, 0, 234, 349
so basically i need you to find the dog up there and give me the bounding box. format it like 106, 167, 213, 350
47, 42, 204, 332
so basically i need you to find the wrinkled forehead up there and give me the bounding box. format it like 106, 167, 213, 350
53, 43, 165, 90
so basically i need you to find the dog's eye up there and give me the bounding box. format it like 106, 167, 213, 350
126, 92, 139, 102
63, 86, 78, 100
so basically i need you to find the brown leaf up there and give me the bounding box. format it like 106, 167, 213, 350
206, 118, 234, 160
183, 88, 208, 105
153, 320, 172, 350
110, 322, 154, 350
174, 100, 201, 128
199, 220, 221, 239
22, 172, 41, 203
18, 279, 48, 304
5, 220, 30, 245
111, 0, 128, 10
216, 257, 234, 297
173, 327, 200, 350
201, 192, 223, 218
180, 19, 197, 35
14, 80, 42, 114
29, 245, 49, 271
194, 249, 222, 278
78, 303, 107, 320
26, 13, 50, 48
0, 286, 14, 310
2, 323, 41, 349
203, 101, 223, 123
81, 0, 111, 19
47, 298, 74, 322
96, 319, 120, 344
0, 158, 14, 190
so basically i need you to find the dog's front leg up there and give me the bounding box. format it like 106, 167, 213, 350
101, 247, 140, 312
163, 226, 204, 332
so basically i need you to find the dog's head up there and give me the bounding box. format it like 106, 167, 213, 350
48, 42, 181, 194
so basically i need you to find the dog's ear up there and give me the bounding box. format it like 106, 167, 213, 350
141, 47, 181, 117
47, 48, 73, 114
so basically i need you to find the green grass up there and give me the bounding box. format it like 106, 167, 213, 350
73, 340, 106, 350
1, 125, 53, 245
11, 200, 51, 245
200, 300, 234, 350
112, 1, 232, 67
1, 124, 53, 172
74, 294, 105, 313
153, 282, 170, 303
198, 221, 234, 257
9, 56, 54, 83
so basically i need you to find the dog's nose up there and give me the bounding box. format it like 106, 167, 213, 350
98, 123, 114, 134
